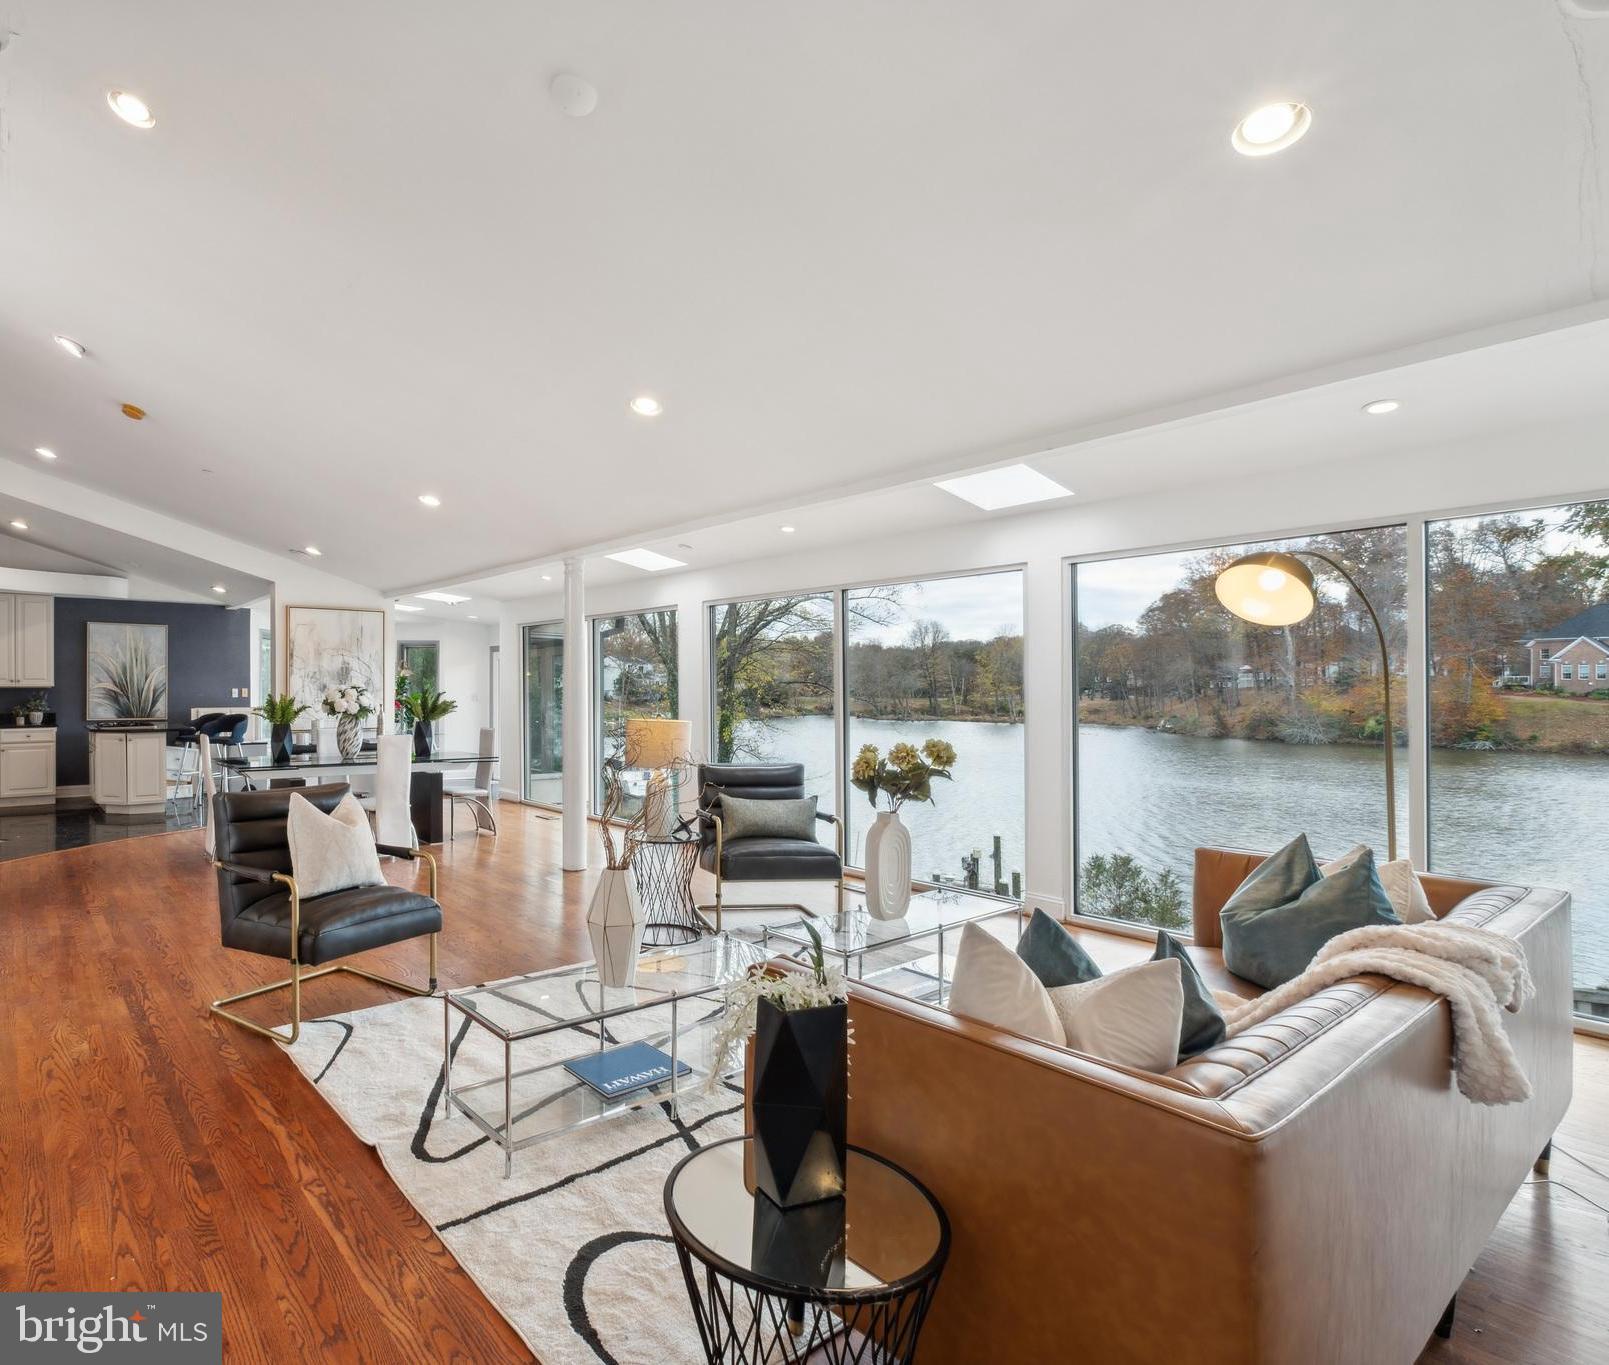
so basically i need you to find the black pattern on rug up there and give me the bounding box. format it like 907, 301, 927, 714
563, 1231, 678, 1365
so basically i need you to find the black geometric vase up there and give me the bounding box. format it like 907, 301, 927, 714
752, 997, 848, 1209
413, 719, 435, 759
270, 723, 293, 765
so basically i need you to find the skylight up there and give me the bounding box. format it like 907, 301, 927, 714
606, 548, 687, 572
933, 464, 1073, 511
414, 591, 470, 604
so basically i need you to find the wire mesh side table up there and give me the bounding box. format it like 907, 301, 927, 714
631, 830, 704, 945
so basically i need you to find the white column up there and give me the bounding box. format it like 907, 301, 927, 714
561, 557, 590, 871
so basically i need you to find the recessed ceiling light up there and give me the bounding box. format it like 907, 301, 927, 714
1362, 398, 1401, 416
550, 72, 599, 118
106, 89, 155, 128
9, 520, 27, 531
1231, 101, 1311, 156
629, 395, 663, 417
394, 601, 425, 613
541, 574, 553, 582
468, 614, 479, 620
779, 525, 796, 534
53, 334, 85, 358
417, 493, 442, 507
934, 464, 1074, 511
33, 447, 57, 461
414, 591, 469, 604
606, 547, 687, 572
303, 545, 322, 557
212, 584, 227, 593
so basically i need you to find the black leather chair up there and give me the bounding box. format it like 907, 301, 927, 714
209, 782, 441, 1044
695, 763, 844, 932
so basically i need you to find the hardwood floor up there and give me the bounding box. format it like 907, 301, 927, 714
1, 807, 1605, 1363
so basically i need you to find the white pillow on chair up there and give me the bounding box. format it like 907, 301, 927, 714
286, 793, 385, 899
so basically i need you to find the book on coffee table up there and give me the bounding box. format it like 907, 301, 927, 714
563, 1041, 692, 1100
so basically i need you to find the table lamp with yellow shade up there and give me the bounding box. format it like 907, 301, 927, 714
626, 717, 693, 834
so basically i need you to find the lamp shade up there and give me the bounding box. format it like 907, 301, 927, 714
624, 717, 691, 770
1214, 552, 1317, 627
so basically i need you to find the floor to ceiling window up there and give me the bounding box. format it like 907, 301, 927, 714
1073, 526, 1407, 930
1427, 500, 1609, 1020
522, 622, 563, 805
843, 571, 1024, 893
592, 610, 678, 816
708, 594, 836, 812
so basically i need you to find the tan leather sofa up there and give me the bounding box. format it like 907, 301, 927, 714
824, 848, 1574, 1365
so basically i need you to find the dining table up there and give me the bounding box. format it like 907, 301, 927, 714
217, 749, 495, 844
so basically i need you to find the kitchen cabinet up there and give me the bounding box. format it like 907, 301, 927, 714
0, 726, 57, 806
0, 592, 54, 686
90, 728, 167, 816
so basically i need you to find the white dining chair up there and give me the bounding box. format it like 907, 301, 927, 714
199, 733, 219, 859
444, 727, 499, 838
358, 733, 417, 850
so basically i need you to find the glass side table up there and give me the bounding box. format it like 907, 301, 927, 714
664, 1136, 950, 1364
629, 829, 706, 945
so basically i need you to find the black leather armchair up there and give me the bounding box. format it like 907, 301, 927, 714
209, 782, 441, 1044
695, 763, 844, 932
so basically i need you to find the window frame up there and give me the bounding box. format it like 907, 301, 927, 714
518, 619, 564, 808
588, 606, 679, 816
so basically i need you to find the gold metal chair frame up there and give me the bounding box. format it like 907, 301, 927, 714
210, 849, 440, 1046
696, 810, 846, 934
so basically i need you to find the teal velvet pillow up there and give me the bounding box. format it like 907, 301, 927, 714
718, 793, 818, 841
1016, 908, 1102, 988
1153, 930, 1227, 1059
1220, 835, 1400, 989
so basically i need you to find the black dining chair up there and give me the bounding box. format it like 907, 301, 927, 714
209, 782, 441, 1044
695, 763, 845, 932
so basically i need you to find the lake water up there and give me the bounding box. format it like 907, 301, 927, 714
741, 715, 1609, 995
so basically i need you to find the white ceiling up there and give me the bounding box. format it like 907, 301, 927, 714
1, 2, 1607, 594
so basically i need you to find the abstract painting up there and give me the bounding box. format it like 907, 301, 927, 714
285, 605, 385, 709
86, 622, 169, 720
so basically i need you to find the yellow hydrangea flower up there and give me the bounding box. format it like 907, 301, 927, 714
889, 742, 921, 772
851, 744, 880, 782
921, 738, 956, 769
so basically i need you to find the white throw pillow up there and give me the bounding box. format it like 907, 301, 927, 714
286, 792, 385, 900
947, 922, 1063, 1045
1322, 845, 1435, 924
1048, 958, 1184, 1073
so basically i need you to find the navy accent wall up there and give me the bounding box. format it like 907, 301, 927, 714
0, 598, 250, 786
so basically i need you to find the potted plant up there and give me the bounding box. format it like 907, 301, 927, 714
850, 739, 957, 920
321, 684, 375, 761
710, 925, 849, 1208
394, 667, 416, 732
254, 693, 310, 765
406, 685, 456, 759
9, 704, 26, 728
25, 693, 48, 725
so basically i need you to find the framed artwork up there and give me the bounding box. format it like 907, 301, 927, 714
86, 622, 170, 720
285, 605, 386, 709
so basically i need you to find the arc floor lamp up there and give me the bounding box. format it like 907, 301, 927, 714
1213, 550, 1397, 861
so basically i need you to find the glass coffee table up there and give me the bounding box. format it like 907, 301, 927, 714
442, 935, 764, 1176
754, 891, 1025, 1006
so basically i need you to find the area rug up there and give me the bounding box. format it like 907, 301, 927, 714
283, 988, 744, 1364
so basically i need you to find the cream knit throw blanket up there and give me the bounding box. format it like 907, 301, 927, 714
1217, 922, 1534, 1105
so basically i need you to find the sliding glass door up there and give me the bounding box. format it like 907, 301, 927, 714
592, 610, 678, 815
522, 622, 563, 805
1072, 526, 1407, 930
1427, 500, 1609, 1020
843, 570, 1024, 892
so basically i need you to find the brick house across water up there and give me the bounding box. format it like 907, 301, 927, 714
1521, 604, 1609, 692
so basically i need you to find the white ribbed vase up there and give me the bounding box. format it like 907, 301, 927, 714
863, 809, 912, 921
587, 868, 645, 988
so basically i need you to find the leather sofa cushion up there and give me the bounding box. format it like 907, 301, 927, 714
224, 885, 442, 966
701, 835, 842, 881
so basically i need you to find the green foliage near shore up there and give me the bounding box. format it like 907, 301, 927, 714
1078, 854, 1188, 930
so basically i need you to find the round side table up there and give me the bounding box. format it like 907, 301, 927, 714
664, 1136, 949, 1364
630, 830, 703, 945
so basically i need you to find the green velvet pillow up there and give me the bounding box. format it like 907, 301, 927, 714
1153, 930, 1227, 1059
718, 792, 818, 842
1220, 834, 1400, 989
1016, 908, 1102, 988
